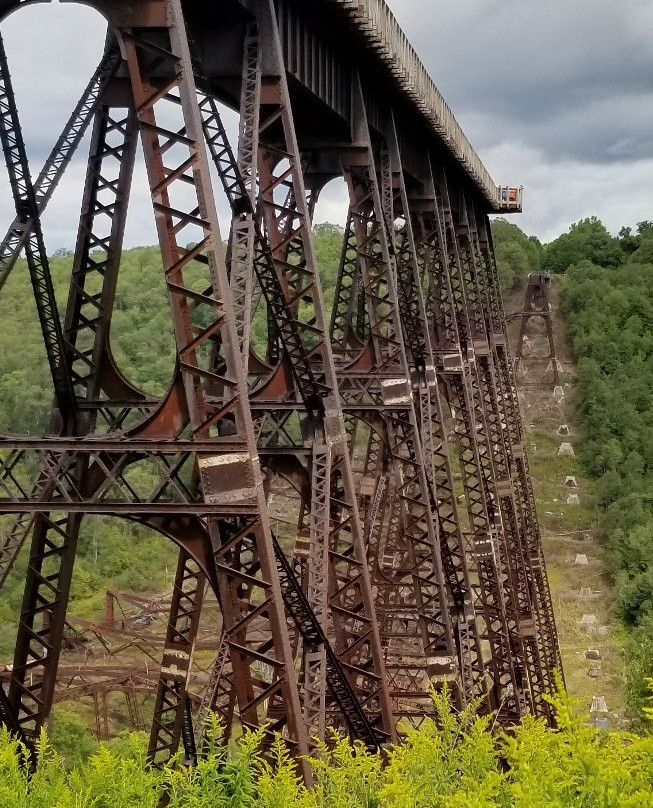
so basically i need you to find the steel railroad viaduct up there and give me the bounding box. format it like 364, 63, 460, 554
0, 0, 557, 772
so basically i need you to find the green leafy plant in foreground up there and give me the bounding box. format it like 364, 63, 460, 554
1, 688, 653, 808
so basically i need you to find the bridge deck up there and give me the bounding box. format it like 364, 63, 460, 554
0, 0, 506, 208
331, 0, 499, 208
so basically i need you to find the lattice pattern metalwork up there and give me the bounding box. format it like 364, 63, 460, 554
0, 0, 560, 770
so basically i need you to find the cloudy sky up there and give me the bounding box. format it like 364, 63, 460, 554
0, 0, 651, 250
386, 0, 653, 241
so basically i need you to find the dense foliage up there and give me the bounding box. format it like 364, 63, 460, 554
542, 217, 625, 274
491, 217, 543, 291
2, 217, 653, 744
561, 251, 653, 717
1, 690, 652, 808
551, 217, 653, 718
0, 217, 536, 437
0, 249, 183, 657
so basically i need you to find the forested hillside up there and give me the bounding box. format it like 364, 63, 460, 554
0, 225, 345, 659
0, 218, 536, 435
558, 223, 653, 718
0, 248, 172, 656
1, 217, 652, 726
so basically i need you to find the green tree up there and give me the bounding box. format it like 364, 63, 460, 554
49, 709, 98, 766
494, 240, 529, 291
619, 225, 640, 255
620, 220, 653, 257
561, 257, 653, 718
491, 217, 542, 291
628, 237, 653, 265
543, 217, 624, 273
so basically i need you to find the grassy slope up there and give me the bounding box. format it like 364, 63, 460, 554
0, 239, 632, 737
506, 278, 627, 724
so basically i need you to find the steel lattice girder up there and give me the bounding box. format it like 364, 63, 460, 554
0, 0, 561, 767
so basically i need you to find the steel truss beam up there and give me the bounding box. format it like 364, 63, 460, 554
514, 272, 560, 384
148, 550, 204, 766
0, 0, 560, 765
0, 88, 143, 589
200, 2, 394, 746
2, 73, 141, 744
0, 32, 75, 417
475, 212, 561, 717
119, 2, 310, 764
0, 43, 121, 292
158, 13, 395, 750
330, 80, 459, 730
437, 174, 554, 721
422, 163, 522, 718
381, 113, 486, 707
460, 198, 550, 719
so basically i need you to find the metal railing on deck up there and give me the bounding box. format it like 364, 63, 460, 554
330, 0, 500, 207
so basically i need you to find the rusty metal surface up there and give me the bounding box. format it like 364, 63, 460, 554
0, 0, 558, 771
325, 0, 498, 206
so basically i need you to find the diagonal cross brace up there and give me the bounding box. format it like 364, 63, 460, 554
0, 44, 121, 292
0, 32, 75, 417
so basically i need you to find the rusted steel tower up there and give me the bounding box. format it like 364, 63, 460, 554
0, 0, 560, 767
513, 272, 561, 385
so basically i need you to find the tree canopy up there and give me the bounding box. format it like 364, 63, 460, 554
542, 216, 624, 274
561, 258, 653, 715
490, 217, 542, 291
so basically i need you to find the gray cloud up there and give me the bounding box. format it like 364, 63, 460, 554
3, 4, 106, 156
482, 141, 653, 242
0, 1, 650, 248
457, 89, 653, 165
384, 0, 653, 236
386, 0, 653, 165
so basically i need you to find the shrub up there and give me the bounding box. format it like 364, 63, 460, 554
2, 688, 653, 807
